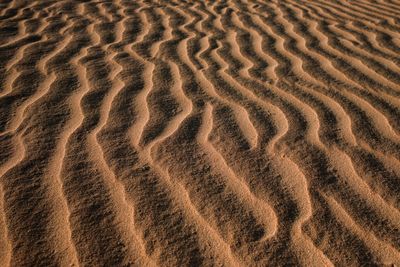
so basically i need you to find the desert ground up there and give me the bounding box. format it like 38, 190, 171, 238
1, 0, 400, 266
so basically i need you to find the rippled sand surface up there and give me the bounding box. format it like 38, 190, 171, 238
1, 0, 400, 266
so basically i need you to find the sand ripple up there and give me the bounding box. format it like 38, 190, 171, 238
1, 0, 400, 266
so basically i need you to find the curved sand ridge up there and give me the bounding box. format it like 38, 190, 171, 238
1, 0, 400, 266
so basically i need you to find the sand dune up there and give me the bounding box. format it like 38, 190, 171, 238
1, 0, 400, 266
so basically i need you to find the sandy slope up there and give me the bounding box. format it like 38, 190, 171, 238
1, 0, 400, 266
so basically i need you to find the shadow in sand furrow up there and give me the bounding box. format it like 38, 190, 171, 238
0, 12, 70, 133
326, 191, 400, 263
320, 25, 400, 89
248, 3, 400, 137
193, 6, 319, 149
77, 1, 108, 23
276, 79, 400, 217
253, 1, 393, 92
130, 12, 280, 264
375, 28, 400, 54
334, 21, 400, 65
161, 5, 266, 151
171, 3, 209, 70
0, 185, 11, 266
200, 43, 322, 262
197, 39, 284, 152
209, 40, 400, 256
154, 108, 276, 265
136, 7, 185, 147
0, 134, 15, 168
155, 1, 398, 266
0, 0, 13, 15
58, 8, 151, 264
0, 2, 33, 22
139, 60, 184, 147
93, 53, 156, 266
282, 2, 400, 77
0, 20, 21, 46
369, 0, 400, 15
322, 89, 400, 157
228, 12, 278, 83
216, 66, 317, 153
0, 35, 42, 95
275, 2, 400, 132
350, 21, 400, 58
284, 143, 400, 259
307, 0, 381, 24
253, 2, 400, 99
330, 0, 400, 24
209, 104, 339, 265
196, 3, 400, 260
0, 29, 88, 267
96, 6, 232, 264
273, 128, 400, 252
134, 11, 284, 263
240, 8, 320, 86
278, 0, 337, 23
350, 1, 400, 20
302, 191, 383, 266
96, 47, 236, 266
250, 2, 400, 150
347, 148, 400, 209
132, 7, 165, 60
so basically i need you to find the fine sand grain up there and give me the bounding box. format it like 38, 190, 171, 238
1, 0, 400, 266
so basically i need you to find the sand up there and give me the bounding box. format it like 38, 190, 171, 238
1, 0, 400, 266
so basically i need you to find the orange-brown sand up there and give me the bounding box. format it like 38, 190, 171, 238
1, 0, 400, 266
